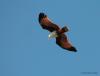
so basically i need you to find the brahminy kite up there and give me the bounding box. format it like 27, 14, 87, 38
38, 12, 77, 52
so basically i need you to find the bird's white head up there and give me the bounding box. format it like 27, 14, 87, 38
48, 31, 58, 39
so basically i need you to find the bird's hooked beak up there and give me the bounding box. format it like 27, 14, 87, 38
48, 31, 58, 39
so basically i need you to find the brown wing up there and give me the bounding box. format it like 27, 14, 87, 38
56, 34, 77, 52
38, 13, 60, 32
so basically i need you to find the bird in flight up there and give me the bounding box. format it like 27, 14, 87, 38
38, 12, 77, 52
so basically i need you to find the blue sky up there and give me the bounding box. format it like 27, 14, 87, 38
0, 0, 100, 76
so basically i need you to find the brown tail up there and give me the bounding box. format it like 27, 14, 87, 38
59, 26, 69, 34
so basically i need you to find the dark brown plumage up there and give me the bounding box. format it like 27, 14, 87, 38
38, 12, 77, 52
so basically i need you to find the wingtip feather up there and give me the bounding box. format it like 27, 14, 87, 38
68, 46, 77, 52
39, 12, 47, 22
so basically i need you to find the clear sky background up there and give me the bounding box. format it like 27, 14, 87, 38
0, 0, 100, 76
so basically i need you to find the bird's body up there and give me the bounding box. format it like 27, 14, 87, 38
38, 12, 77, 52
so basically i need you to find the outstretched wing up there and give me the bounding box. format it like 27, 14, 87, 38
56, 34, 77, 52
38, 13, 60, 32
